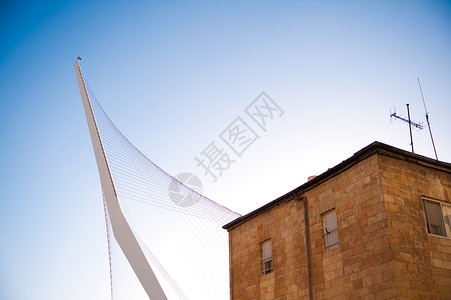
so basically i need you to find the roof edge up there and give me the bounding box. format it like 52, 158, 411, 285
223, 141, 451, 230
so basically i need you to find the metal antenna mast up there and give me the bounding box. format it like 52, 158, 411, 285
390, 104, 423, 153
417, 78, 439, 160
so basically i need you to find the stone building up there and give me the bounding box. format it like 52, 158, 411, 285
223, 142, 451, 299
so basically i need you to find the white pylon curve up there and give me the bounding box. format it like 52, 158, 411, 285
75, 58, 167, 300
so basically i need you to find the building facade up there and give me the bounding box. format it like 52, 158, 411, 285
223, 142, 451, 299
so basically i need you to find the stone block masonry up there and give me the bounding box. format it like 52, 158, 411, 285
224, 142, 451, 299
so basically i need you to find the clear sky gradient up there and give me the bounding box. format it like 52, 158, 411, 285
1, 1, 450, 299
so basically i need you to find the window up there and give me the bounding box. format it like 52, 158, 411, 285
262, 239, 273, 274
323, 209, 339, 248
423, 199, 451, 238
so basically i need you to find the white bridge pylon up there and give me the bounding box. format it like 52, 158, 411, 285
74, 58, 168, 300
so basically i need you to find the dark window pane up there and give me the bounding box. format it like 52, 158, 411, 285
424, 200, 446, 237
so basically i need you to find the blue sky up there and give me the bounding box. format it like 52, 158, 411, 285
1, 1, 450, 299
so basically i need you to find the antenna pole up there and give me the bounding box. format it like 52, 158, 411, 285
390, 105, 423, 152
406, 104, 414, 153
417, 78, 439, 160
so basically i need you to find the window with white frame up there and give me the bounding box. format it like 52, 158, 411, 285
423, 199, 451, 238
323, 209, 339, 248
262, 239, 273, 274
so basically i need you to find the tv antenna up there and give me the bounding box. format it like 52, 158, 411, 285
390, 104, 423, 153
417, 78, 439, 160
